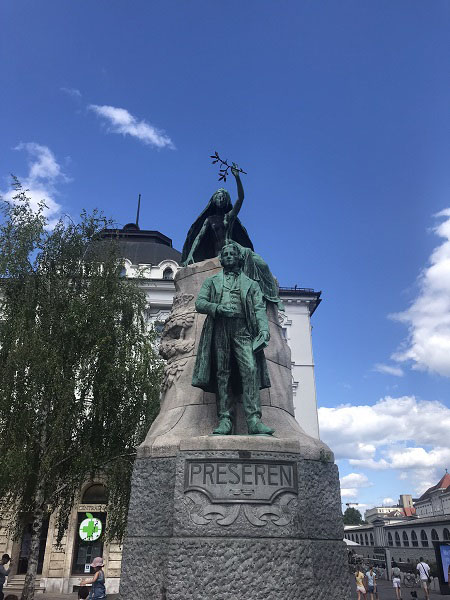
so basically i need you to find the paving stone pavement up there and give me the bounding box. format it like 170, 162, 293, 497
5, 580, 447, 600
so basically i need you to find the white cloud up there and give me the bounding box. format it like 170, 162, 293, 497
374, 363, 404, 377
340, 473, 371, 488
60, 87, 82, 98
391, 210, 450, 376
2, 143, 67, 224
319, 395, 450, 497
387, 446, 450, 470
319, 396, 450, 456
88, 104, 174, 149
348, 458, 390, 471
382, 497, 394, 505
339, 473, 372, 500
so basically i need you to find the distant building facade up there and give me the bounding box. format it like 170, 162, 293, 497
365, 495, 416, 523
346, 475, 450, 567
0, 222, 323, 594
414, 473, 450, 518
345, 515, 450, 565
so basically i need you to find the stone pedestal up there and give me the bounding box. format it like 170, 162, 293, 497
119, 260, 352, 600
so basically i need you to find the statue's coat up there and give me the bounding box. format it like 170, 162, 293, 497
192, 271, 271, 393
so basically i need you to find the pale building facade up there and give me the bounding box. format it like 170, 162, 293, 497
414, 473, 450, 518
364, 495, 415, 523
1, 223, 322, 594
345, 476, 450, 569
278, 287, 321, 439
344, 515, 450, 565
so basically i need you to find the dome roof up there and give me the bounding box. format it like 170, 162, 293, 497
98, 225, 181, 265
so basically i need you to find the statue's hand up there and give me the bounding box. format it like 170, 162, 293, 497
231, 162, 240, 178
261, 330, 270, 343
217, 305, 234, 318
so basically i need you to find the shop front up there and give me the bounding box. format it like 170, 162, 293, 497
1, 482, 122, 594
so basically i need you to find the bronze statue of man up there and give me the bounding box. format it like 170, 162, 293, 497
192, 242, 274, 436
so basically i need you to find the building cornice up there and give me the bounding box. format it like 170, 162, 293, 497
279, 287, 322, 316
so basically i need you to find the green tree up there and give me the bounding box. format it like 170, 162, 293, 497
0, 181, 163, 600
343, 507, 365, 525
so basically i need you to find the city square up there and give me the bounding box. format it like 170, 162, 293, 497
1, 1, 450, 599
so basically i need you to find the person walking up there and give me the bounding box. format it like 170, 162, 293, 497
392, 563, 402, 600
0, 555, 11, 600
416, 557, 430, 600
355, 567, 367, 600
365, 566, 377, 600
80, 557, 106, 600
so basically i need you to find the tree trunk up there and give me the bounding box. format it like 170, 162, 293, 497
22, 413, 47, 600
20, 504, 44, 600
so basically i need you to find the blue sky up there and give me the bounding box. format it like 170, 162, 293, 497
1, 0, 450, 512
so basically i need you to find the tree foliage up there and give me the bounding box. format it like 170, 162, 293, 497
343, 507, 365, 525
0, 181, 163, 599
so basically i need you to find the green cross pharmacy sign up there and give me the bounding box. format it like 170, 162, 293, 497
79, 513, 102, 541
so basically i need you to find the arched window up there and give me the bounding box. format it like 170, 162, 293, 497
388, 532, 393, 546
351, 534, 355, 541
365, 534, 369, 545
370, 533, 374, 546
431, 529, 439, 541
82, 483, 108, 504
395, 532, 401, 547
411, 530, 418, 547
163, 267, 174, 280
444, 528, 450, 541
421, 530, 429, 547
403, 531, 409, 547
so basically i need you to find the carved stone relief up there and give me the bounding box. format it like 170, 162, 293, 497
159, 294, 196, 390
184, 490, 298, 528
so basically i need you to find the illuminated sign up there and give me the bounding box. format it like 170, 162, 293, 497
79, 512, 102, 541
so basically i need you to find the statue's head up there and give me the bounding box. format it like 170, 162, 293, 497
219, 242, 243, 269
211, 188, 232, 213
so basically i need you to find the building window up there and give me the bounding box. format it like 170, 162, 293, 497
82, 483, 108, 504
403, 531, 409, 547
72, 512, 106, 574
365, 534, 369, 546
388, 532, 393, 546
395, 532, 401, 547
411, 530, 418, 547
370, 533, 374, 546
17, 517, 49, 575
444, 528, 450, 541
431, 529, 439, 541
163, 267, 174, 280
421, 530, 429, 547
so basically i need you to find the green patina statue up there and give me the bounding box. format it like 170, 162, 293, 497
192, 242, 274, 436
182, 166, 284, 309
181, 165, 252, 265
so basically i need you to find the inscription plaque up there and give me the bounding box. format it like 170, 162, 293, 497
184, 458, 298, 504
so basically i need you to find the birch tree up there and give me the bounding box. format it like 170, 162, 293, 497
0, 181, 163, 600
